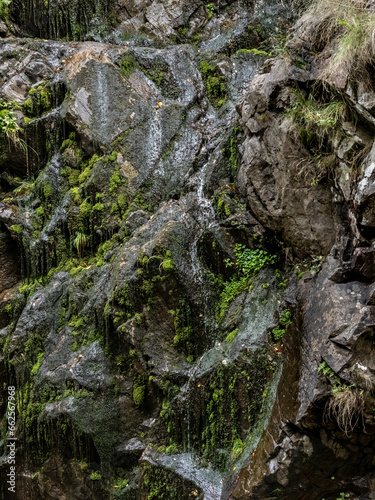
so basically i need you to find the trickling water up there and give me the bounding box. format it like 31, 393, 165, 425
97, 70, 110, 140
147, 110, 163, 175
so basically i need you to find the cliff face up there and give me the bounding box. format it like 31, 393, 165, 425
1, 1, 375, 499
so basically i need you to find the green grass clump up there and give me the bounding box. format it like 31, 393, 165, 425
114, 478, 129, 490
310, 0, 375, 82
287, 90, 346, 131
286, 88, 345, 183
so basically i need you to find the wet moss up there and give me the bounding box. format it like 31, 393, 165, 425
142, 464, 203, 500
160, 351, 275, 470
199, 60, 228, 109
120, 56, 138, 78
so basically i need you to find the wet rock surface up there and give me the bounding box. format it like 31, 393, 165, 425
1, 1, 375, 500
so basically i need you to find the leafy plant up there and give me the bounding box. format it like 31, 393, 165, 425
269, 309, 292, 342
0, 100, 26, 151
207, 3, 215, 18
234, 244, 277, 276
318, 361, 338, 380
217, 245, 277, 320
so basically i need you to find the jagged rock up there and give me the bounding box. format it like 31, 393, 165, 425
350, 244, 375, 282
0, 223, 20, 293
4, 1, 375, 499
355, 141, 375, 227
110, 438, 146, 467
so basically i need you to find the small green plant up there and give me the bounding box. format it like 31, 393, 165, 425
207, 3, 215, 18
294, 256, 323, 279
89, 471, 102, 480
318, 361, 338, 380
233, 244, 277, 276
217, 245, 277, 320
114, 478, 129, 490
269, 310, 292, 342
166, 443, 177, 455
0, 100, 26, 151
73, 232, 87, 259
79, 460, 89, 471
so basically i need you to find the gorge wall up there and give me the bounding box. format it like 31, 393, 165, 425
1, 0, 375, 499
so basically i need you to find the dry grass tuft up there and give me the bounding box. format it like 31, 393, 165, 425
324, 384, 365, 436
307, 0, 375, 83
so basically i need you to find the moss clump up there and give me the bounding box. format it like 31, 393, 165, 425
109, 165, 126, 195
199, 60, 228, 109
11, 224, 23, 234
120, 56, 138, 78
36, 206, 45, 217
23, 97, 34, 116
236, 48, 269, 56
90, 471, 102, 480
143, 464, 202, 500
225, 328, 238, 343
169, 301, 193, 354
40, 89, 51, 110
133, 381, 146, 407
93, 202, 104, 211
222, 127, 242, 176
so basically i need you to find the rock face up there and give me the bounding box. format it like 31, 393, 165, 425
2, 1, 375, 500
